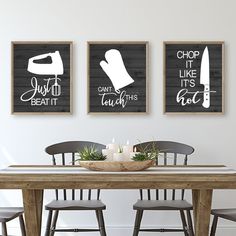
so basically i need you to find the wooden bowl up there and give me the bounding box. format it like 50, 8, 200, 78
79, 160, 155, 172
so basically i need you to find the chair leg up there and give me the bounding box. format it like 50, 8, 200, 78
96, 210, 107, 236
45, 210, 53, 236
180, 210, 188, 236
133, 210, 143, 236
186, 210, 194, 236
210, 216, 218, 236
50, 210, 59, 236
2, 222, 7, 236
19, 214, 26, 236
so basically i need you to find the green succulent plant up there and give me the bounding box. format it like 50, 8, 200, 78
132, 153, 148, 161
76, 146, 106, 161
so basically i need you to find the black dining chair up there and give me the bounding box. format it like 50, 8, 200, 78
132, 141, 195, 236
210, 208, 236, 236
44, 141, 107, 236
0, 206, 26, 236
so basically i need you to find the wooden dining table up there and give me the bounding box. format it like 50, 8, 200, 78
1, 165, 236, 236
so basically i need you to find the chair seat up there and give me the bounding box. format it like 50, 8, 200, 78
211, 208, 236, 221
45, 200, 106, 210
133, 200, 193, 210
0, 207, 24, 222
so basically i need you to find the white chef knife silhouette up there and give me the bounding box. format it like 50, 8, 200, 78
200, 46, 210, 108
100, 49, 134, 91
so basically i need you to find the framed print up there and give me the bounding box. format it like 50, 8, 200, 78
12, 41, 72, 114
88, 41, 148, 114
164, 41, 224, 114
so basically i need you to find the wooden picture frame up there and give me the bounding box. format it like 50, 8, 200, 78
87, 41, 149, 114
11, 41, 73, 114
164, 41, 224, 114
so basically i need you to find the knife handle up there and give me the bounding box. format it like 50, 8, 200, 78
202, 84, 210, 108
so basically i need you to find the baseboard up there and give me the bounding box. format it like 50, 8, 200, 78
6, 225, 236, 236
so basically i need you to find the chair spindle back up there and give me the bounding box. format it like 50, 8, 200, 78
45, 141, 105, 201
134, 141, 194, 201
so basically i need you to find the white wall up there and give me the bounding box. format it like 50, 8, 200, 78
0, 0, 236, 235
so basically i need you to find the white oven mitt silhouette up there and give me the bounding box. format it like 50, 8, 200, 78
100, 49, 134, 91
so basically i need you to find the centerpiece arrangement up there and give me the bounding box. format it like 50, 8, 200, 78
76, 139, 159, 171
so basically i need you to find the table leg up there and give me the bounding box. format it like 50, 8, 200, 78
192, 189, 213, 236
22, 189, 44, 236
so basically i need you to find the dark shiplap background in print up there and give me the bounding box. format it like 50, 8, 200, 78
13, 43, 71, 113
89, 43, 147, 113
165, 43, 223, 113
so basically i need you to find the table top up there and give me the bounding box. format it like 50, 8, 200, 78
1, 165, 236, 175
0, 165, 236, 190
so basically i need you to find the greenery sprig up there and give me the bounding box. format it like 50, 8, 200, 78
132, 141, 160, 161
118, 146, 123, 153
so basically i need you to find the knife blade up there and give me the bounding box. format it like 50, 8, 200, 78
200, 46, 210, 108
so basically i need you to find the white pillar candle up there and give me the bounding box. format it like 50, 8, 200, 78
113, 153, 124, 161
107, 143, 119, 152
107, 138, 119, 152
102, 149, 114, 161
123, 140, 133, 154
122, 140, 133, 161
123, 145, 133, 153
